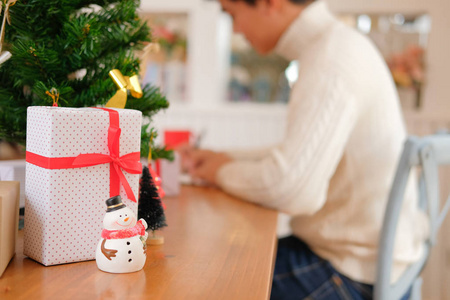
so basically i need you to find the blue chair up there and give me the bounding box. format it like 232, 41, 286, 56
374, 133, 450, 300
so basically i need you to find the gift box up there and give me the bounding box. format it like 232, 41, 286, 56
0, 159, 26, 208
152, 130, 190, 197
24, 107, 142, 266
152, 154, 181, 196
0, 181, 20, 277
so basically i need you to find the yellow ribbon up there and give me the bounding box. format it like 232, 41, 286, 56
46, 88, 60, 107
105, 69, 143, 109
0, 0, 16, 54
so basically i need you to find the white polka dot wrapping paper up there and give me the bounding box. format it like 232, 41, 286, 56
23, 106, 142, 266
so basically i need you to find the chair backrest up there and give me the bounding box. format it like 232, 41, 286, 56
374, 133, 450, 300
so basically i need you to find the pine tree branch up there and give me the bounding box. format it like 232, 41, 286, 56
0, 0, 172, 160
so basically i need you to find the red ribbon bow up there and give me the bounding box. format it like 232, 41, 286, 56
26, 108, 142, 202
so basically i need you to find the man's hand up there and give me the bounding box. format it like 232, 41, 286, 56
177, 145, 232, 186
189, 150, 232, 185
177, 143, 196, 173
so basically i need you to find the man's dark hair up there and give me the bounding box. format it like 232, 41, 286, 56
230, 0, 314, 5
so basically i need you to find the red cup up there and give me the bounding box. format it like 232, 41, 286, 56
164, 130, 191, 149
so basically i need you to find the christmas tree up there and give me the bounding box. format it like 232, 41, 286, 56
0, 0, 171, 160
138, 166, 167, 236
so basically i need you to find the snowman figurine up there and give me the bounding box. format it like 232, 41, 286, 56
96, 195, 148, 273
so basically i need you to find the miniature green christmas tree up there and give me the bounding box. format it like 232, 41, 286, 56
0, 0, 171, 160
138, 166, 167, 244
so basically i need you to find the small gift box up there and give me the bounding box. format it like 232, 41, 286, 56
153, 154, 180, 197
0, 159, 26, 208
152, 130, 191, 196
0, 181, 20, 277
24, 107, 142, 266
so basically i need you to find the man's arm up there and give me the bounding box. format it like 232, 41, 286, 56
215, 69, 359, 216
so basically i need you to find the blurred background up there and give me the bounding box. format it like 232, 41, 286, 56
136, 0, 450, 299
139, 0, 449, 152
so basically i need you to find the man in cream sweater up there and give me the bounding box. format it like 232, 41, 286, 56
181, 0, 427, 298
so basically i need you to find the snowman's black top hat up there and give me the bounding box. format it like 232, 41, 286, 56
106, 195, 126, 212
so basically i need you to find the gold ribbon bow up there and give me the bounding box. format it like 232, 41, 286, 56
0, 0, 16, 54
105, 69, 143, 109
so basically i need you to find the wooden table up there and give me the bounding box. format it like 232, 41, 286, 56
0, 186, 278, 300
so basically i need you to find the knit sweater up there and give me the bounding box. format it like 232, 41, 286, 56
216, 1, 427, 284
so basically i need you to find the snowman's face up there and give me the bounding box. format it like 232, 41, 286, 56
103, 207, 137, 230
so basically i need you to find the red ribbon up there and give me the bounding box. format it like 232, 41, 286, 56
26, 108, 142, 202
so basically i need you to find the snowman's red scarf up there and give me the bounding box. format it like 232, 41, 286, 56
101, 220, 146, 239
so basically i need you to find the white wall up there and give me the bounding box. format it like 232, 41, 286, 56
152, 103, 287, 150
